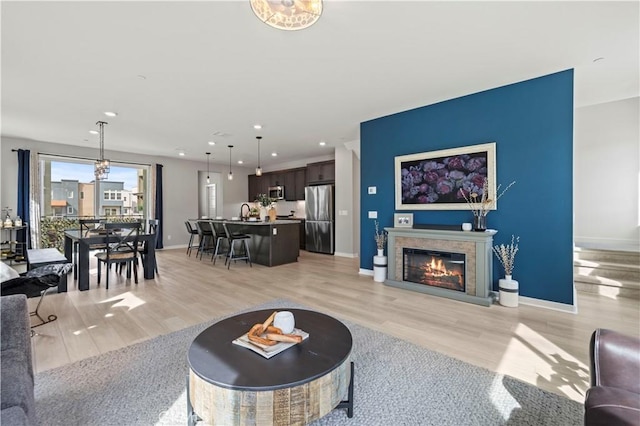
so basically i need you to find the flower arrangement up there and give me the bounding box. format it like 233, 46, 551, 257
374, 220, 387, 250
458, 180, 516, 217
255, 193, 277, 208
492, 235, 520, 277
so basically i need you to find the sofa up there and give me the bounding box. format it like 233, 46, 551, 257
584, 328, 640, 426
1, 294, 36, 425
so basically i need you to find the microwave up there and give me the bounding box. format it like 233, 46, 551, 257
268, 186, 285, 200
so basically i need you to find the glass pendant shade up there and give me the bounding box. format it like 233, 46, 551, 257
250, 0, 323, 31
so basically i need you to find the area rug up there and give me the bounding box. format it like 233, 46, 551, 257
34, 299, 583, 425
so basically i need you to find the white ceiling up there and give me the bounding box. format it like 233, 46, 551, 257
2, 1, 638, 168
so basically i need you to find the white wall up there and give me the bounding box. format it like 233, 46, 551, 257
574, 97, 640, 251
0, 136, 252, 248
334, 145, 357, 257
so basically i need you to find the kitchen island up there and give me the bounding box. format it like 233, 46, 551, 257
211, 219, 300, 267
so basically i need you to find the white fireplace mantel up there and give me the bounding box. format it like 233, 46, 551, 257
384, 227, 498, 306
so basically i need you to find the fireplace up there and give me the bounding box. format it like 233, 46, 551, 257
403, 248, 465, 292
384, 227, 497, 306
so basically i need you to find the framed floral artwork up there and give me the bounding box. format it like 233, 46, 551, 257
394, 142, 496, 210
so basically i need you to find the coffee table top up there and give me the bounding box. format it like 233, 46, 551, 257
188, 308, 352, 391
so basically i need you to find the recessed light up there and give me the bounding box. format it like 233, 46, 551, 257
254, 124, 262, 130
271, 152, 278, 157
89, 130, 99, 135
237, 160, 244, 164
104, 111, 118, 117
208, 141, 215, 145
178, 151, 185, 156
319, 141, 326, 146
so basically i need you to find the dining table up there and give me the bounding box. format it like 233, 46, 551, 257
63, 229, 156, 292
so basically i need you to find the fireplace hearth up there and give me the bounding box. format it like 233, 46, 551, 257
403, 248, 465, 292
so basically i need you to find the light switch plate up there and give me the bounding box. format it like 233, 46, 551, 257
368, 211, 378, 219
368, 186, 377, 194
273, 228, 277, 235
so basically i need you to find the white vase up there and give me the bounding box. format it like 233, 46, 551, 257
259, 207, 268, 222
499, 275, 519, 307
373, 248, 387, 282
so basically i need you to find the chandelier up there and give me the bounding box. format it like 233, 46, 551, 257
250, 0, 323, 31
94, 121, 110, 180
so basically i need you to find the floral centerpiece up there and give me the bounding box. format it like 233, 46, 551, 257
374, 220, 387, 252
492, 235, 520, 279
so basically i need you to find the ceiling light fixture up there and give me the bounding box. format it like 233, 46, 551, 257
319, 141, 326, 146
253, 124, 262, 130
104, 111, 118, 117
208, 141, 216, 146
250, 0, 323, 31
89, 130, 99, 135
227, 145, 234, 181
271, 152, 278, 157
178, 151, 185, 156
238, 160, 244, 164
206, 152, 211, 184
94, 121, 110, 180
255, 136, 263, 176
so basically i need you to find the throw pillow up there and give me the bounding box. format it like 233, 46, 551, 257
25, 263, 72, 278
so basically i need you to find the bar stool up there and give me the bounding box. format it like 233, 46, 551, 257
185, 220, 199, 256
222, 223, 252, 269
210, 221, 229, 265
195, 220, 215, 260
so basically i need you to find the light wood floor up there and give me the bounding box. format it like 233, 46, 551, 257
28, 248, 639, 403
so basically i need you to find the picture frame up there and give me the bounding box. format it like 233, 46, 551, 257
394, 213, 414, 228
394, 142, 496, 211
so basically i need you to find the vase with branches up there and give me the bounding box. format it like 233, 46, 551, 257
492, 235, 520, 279
374, 220, 387, 254
458, 180, 516, 231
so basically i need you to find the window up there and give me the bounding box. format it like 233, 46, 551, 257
116, 192, 121, 200
104, 192, 109, 200
67, 206, 73, 214
67, 191, 74, 199
80, 191, 84, 200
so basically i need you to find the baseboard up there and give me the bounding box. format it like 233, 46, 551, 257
359, 268, 374, 276
574, 237, 640, 252
334, 252, 358, 258
517, 294, 578, 314
160, 244, 188, 250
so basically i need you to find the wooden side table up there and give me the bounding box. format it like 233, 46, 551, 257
187, 309, 354, 425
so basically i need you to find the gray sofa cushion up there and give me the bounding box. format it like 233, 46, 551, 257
1, 295, 36, 425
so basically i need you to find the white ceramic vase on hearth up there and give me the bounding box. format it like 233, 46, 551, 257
499, 275, 519, 307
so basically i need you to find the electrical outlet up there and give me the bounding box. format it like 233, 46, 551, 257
167, 235, 171, 240
368, 211, 377, 219
273, 228, 277, 235
368, 186, 377, 194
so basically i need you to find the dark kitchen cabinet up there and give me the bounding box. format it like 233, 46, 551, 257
306, 160, 335, 185
248, 174, 267, 201
283, 170, 296, 201
294, 168, 306, 200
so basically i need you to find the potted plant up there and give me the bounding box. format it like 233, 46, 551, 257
255, 194, 277, 221
492, 235, 520, 307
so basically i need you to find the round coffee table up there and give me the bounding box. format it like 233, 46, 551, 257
187, 308, 354, 425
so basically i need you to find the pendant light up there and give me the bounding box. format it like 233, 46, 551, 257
227, 145, 234, 181
94, 121, 110, 180
250, 0, 323, 31
255, 136, 262, 176
206, 152, 211, 184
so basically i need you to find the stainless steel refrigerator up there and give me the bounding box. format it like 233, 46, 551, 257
305, 185, 334, 254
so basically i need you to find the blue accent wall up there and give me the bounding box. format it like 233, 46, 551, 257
360, 70, 574, 305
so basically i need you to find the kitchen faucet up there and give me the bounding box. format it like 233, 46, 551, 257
240, 203, 251, 221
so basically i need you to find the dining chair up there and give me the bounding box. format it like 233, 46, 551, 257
73, 218, 106, 280
95, 222, 141, 290
195, 220, 214, 260
222, 222, 252, 269
185, 220, 199, 256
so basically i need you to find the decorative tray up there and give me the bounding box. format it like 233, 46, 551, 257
233, 328, 309, 359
